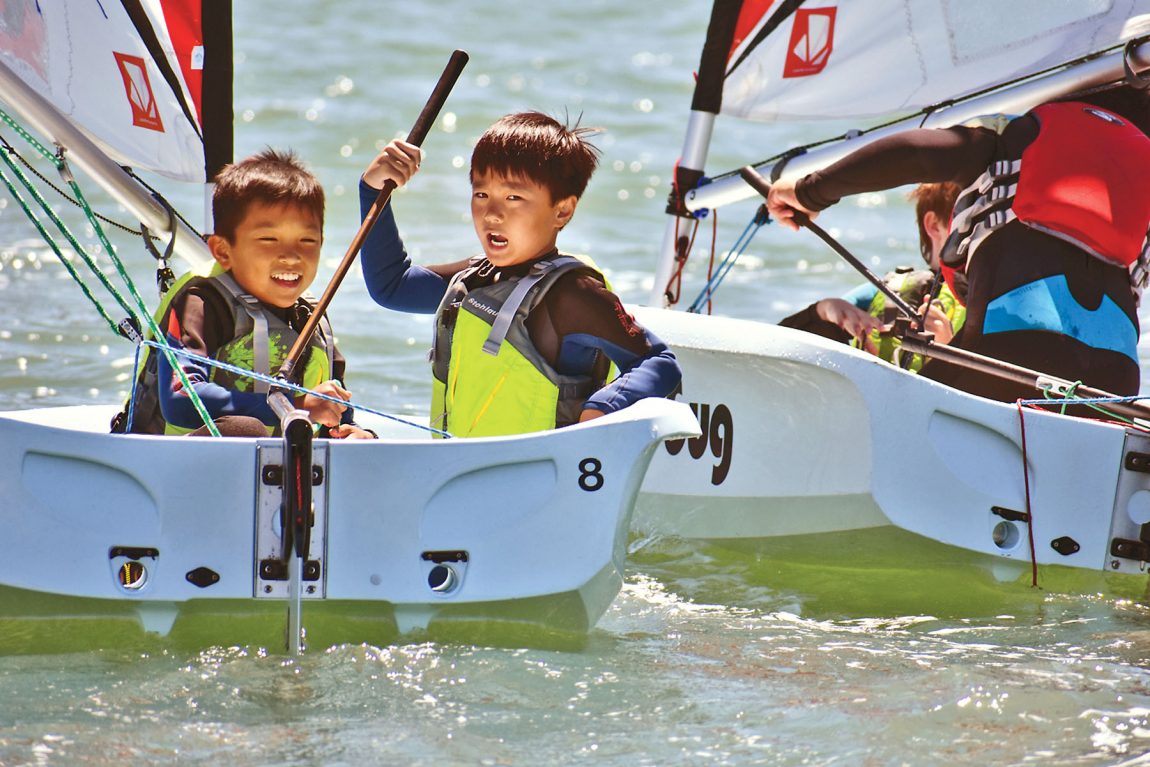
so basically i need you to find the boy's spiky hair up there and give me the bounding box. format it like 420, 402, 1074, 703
212, 148, 325, 240
470, 111, 602, 201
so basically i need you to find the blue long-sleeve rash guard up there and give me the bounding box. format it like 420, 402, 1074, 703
359, 180, 681, 415
158, 349, 359, 430
157, 351, 276, 427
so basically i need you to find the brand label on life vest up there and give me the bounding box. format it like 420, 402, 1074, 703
1083, 106, 1124, 126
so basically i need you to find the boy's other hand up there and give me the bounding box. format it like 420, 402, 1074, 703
920, 299, 954, 345
299, 379, 351, 427
578, 408, 606, 423
328, 424, 376, 440
363, 139, 423, 190
815, 298, 883, 355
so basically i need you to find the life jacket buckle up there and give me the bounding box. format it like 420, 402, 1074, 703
976, 171, 996, 195
986, 209, 1010, 229
988, 183, 1011, 202
117, 316, 143, 344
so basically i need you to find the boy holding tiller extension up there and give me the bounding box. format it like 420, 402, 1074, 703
359, 111, 682, 437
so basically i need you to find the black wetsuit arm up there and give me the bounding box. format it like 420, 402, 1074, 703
796, 126, 998, 211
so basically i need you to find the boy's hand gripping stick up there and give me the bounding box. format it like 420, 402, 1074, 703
273, 49, 469, 388
738, 165, 920, 322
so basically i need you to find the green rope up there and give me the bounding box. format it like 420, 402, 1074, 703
64, 173, 153, 321
58, 164, 220, 437
0, 107, 58, 163
0, 162, 122, 334
0, 146, 138, 321
1039, 379, 1136, 424
0, 113, 220, 435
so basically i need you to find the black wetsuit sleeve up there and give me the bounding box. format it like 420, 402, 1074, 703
541, 272, 682, 415
795, 126, 999, 211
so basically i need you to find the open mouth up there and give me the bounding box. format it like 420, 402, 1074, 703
487, 233, 508, 249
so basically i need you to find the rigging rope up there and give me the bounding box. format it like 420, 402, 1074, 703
0, 144, 138, 328
0, 157, 122, 334
0, 109, 202, 241
0, 110, 220, 434
1015, 399, 1040, 589
1017, 389, 1150, 429
688, 207, 768, 314
134, 340, 453, 438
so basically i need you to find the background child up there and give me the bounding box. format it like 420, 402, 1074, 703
358, 111, 681, 437
767, 87, 1150, 403
779, 182, 964, 371
119, 148, 372, 438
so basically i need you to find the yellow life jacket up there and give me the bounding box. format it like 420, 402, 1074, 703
116, 270, 333, 435
429, 254, 609, 438
853, 267, 966, 372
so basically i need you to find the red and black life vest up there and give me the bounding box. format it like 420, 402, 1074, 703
941, 101, 1150, 293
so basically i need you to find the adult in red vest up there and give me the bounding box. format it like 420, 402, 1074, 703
767, 85, 1150, 403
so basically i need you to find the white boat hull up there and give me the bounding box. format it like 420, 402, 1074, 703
633, 307, 1150, 582
0, 398, 698, 652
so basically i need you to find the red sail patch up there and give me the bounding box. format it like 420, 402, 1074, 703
783, 7, 836, 78
113, 52, 165, 132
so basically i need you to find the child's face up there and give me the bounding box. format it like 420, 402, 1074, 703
470, 171, 575, 267
209, 201, 322, 308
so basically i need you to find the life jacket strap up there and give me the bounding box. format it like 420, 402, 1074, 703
481, 256, 586, 356
1131, 230, 1150, 300
215, 272, 271, 393
482, 260, 556, 356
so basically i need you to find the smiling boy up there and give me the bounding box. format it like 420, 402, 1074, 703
358, 111, 681, 437
117, 149, 372, 438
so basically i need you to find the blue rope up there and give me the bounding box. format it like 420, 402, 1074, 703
1018, 389, 1150, 426
687, 211, 769, 314
134, 340, 453, 438
126, 343, 145, 432
1018, 394, 1148, 407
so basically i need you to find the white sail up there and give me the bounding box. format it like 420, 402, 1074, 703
651, 0, 1150, 300
0, 0, 215, 181
721, 0, 1150, 122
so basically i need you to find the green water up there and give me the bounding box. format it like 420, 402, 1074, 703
3, 1, 1150, 764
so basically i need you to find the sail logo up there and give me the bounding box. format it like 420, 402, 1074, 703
113, 52, 164, 132
783, 7, 836, 78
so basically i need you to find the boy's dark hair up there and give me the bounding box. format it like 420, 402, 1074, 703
908, 182, 961, 265
212, 148, 325, 241
470, 111, 601, 202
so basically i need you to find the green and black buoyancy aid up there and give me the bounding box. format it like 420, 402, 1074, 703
116, 270, 334, 435
852, 266, 966, 372
430, 254, 608, 438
